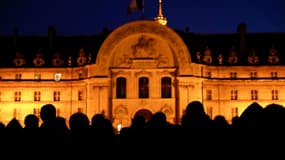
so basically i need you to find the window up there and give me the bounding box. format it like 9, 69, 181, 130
206, 90, 212, 100
54, 73, 62, 81
161, 77, 171, 98
207, 72, 212, 78
34, 73, 41, 80
34, 91, 41, 101
231, 90, 238, 100
232, 107, 238, 118
251, 90, 258, 100
230, 72, 237, 79
116, 77, 126, 98
250, 72, 257, 79
54, 91, 60, 101
78, 71, 83, 79
78, 107, 83, 113
271, 72, 277, 79
14, 91, 21, 102
78, 91, 83, 101
139, 77, 149, 98
15, 73, 22, 80
272, 90, 278, 100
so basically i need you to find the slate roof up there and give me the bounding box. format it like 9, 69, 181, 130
0, 24, 284, 68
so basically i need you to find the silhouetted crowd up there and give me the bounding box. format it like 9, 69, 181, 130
1, 101, 285, 159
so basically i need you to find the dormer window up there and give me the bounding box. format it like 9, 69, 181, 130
16, 73, 22, 80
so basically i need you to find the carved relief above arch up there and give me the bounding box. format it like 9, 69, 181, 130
96, 20, 191, 76
114, 104, 128, 118
160, 104, 174, 116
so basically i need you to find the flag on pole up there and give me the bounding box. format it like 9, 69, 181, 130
128, 0, 144, 14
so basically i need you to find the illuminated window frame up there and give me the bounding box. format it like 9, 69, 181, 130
14, 91, 21, 102
230, 90, 238, 100
250, 72, 257, 79
272, 90, 278, 100
251, 90, 258, 100
230, 72, 237, 79
34, 73, 41, 80
161, 77, 171, 98
15, 73, 22, 80
54, 91, 60, 101
271, 72, 278, 79
206, 90, 212, 100
34, 91, 41, 101
78, 91, 83, 101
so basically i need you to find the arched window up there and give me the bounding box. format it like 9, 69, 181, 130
116, 77, 126, 98
139, 77, 149, 98
161, 77, 171, 98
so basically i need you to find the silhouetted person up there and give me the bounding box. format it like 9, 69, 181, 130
23, 114, 41, 155
69, 112, 91, 157
38, 104, 58, 156
179, 101, 213, 158
130, 115, 146, 129
147, 111, 169, 129
213, 115, 230, 130
262, 103, 285, 130
90, 114, 115, 156
181, 101, 212, 129
24, 114, 39, 129
236, 102, 264, 130
55, 116, 71, 156
117, 115, 147, 150
40, 104, 56, 129
260, 103, 285, 157
145, 111, 176, 155
5, 118, 23, 156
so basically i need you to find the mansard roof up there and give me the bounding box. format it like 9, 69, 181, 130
0, 31, 110, 68
176, 30, 285, 65
0, 23, 285, 67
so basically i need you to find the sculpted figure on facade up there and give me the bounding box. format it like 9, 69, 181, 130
132, 35, 158, 58
218, 53, 223, 65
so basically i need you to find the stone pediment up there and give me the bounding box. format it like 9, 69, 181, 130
111, 34, 172, 68
96, 20, 191, 75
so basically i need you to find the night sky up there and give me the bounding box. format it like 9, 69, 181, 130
0, 0, 284, 35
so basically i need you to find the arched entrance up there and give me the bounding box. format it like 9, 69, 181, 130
134, 109, 153, 122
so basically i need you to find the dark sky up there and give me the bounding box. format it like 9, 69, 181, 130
0, 0, 284, 35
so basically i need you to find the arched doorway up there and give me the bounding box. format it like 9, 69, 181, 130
134, 109, 152, 122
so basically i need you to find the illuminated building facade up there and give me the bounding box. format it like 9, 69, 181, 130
1, 3, 285, 127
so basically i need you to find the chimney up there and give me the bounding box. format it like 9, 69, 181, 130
48, 26, 56, 55
237, 22, 247, 56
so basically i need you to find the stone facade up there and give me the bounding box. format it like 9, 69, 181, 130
0, 20, 284, 128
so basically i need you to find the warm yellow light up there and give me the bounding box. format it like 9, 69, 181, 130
117, 123, 122, 133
